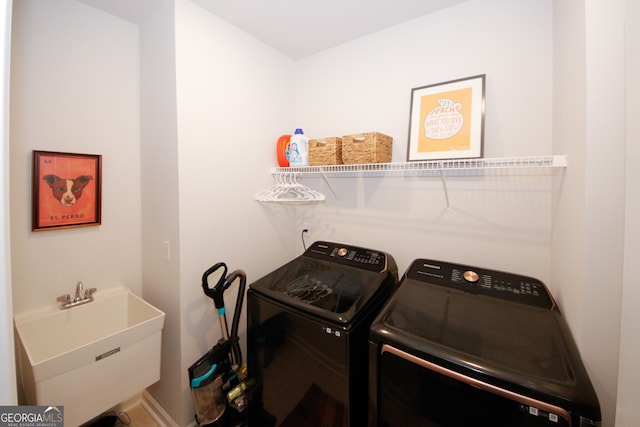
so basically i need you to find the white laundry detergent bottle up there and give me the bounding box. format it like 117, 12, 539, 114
288, 128, 309, 167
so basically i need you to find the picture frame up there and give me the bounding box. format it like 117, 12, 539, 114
32, 150, 102, 231
407, 74, 485, 161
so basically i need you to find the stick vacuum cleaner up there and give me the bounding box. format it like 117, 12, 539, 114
189, 262, 246, 426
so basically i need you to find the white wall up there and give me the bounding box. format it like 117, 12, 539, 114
293, 0, 555, 281
581, 1, 626, 424
0, 0, 16, 405
138, 1, 296, 424
616, 0, 640, 424
138, 0, 182, 422
9, 0, 142, 314
552, 0, 626, 425
173, 2, 295, 423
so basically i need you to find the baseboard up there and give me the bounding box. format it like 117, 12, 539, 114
142, 390, 181, 427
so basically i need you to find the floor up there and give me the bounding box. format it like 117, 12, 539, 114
82, 404, 159, 427
126, 405, 159, 427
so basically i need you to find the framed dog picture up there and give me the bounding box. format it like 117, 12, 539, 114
407, 74, 485, 161
32, 151, 102, 231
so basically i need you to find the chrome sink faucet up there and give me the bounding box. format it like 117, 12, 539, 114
74, 281, 83, 302
58, 281, 97, 309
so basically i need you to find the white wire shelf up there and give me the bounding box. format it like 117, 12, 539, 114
258, 155, 567, 207
271, 155, 567, 177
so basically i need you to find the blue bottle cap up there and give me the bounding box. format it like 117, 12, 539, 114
294, 128, 304, 134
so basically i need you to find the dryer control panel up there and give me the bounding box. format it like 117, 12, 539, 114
304, 241, 389, 273
405, 259, 554, 309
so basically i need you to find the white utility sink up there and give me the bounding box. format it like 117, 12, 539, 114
14, 287, 165, 426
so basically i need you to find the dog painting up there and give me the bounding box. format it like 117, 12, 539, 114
42, 175, 93, 207
33, 151, 102, 231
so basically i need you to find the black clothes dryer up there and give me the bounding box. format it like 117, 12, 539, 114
248, 241, 398, 427
369, 259, 601, 427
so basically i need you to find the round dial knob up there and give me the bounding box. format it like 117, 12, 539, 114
337, 248, 348, 257
463, 270, 479, 283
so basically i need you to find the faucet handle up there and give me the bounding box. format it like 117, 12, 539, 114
57, 294, 71, 304
84, 288, 97, 299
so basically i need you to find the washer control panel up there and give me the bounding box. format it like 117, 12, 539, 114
406, 259, 554, 309
305, 241, 388, 273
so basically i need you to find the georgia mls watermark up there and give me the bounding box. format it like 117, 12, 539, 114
0, 406, 63, 427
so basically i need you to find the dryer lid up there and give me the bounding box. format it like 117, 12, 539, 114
370, 259, 600, 418
376, 275, 569, 381
373, 259, 567, 380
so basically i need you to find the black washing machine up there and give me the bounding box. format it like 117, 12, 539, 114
247, 241, 398, 427
369, 259, 601, 427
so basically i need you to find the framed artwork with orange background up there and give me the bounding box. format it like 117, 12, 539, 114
32, 151, 102, 231
407, 75, 485, 161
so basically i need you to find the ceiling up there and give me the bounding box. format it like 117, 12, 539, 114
77, 0, 467, 59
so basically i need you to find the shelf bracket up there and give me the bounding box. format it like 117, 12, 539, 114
439, 169, 451, 210
319, 171, 337, 200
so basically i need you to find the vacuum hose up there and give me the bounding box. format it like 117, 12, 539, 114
224, 269, 246, 367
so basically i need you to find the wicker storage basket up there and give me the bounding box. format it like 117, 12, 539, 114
309, 137, 343, 166
341, 132, 392, 164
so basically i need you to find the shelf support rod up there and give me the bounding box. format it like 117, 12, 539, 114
439, 169, 451, 210
320, 171, 338, 200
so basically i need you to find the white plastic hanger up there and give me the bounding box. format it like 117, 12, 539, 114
254, 172, 325, 204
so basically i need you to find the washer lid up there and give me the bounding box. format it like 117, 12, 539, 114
250, 241, 396, 325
